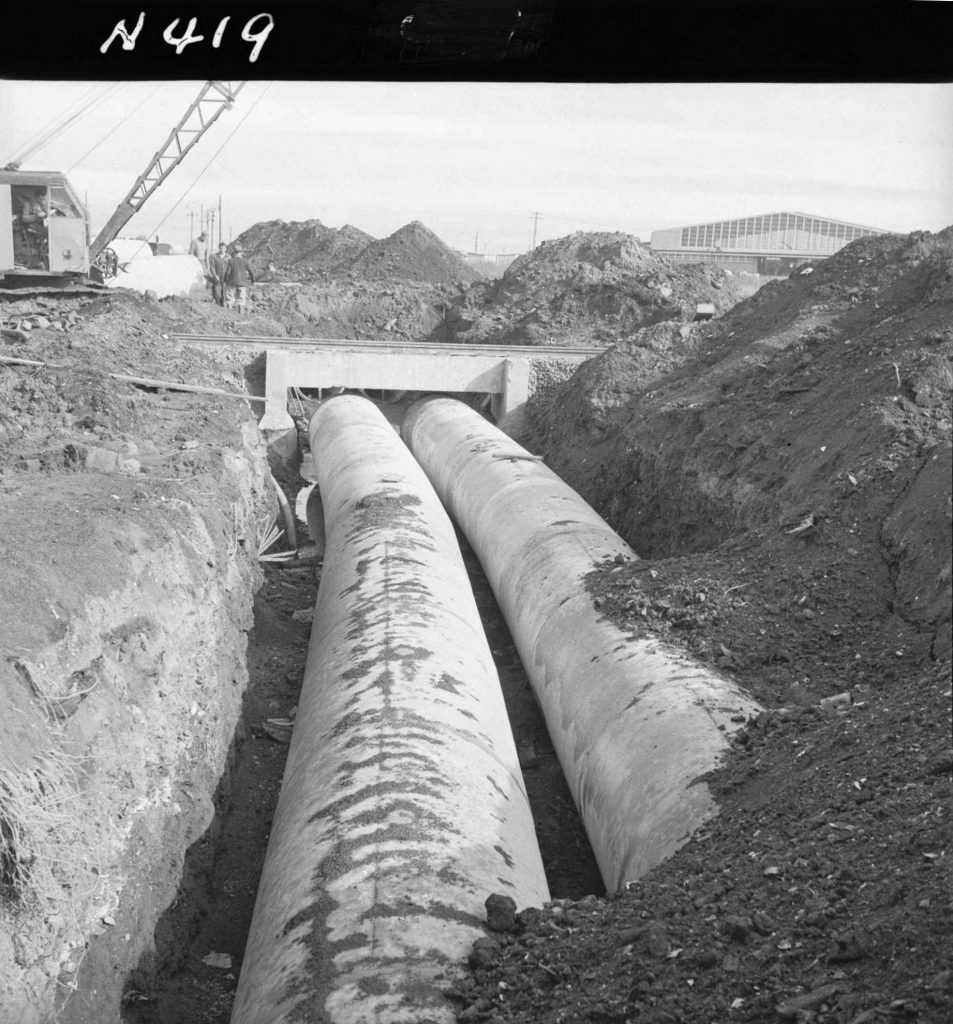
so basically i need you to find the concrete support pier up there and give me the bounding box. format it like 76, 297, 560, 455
231, 395, 549, 1024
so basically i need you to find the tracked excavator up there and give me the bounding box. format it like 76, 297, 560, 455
0, 81, 245, 295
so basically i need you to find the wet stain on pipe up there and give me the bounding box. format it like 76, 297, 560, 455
434, 672, 463, 694
486, 775, 509, 801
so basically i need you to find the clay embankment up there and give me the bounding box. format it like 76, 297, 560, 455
0, 294, 277, 1022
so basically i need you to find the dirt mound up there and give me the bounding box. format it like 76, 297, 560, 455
452, 225, 953, 1023
455, 663, 952, 1024
253, 279, 455, 341
528, 319, 706, 438
529, 227, 952, 659
341, 219, 484, 286
233, 217, 479, 291
430, 230, 750, 347
232, 219, 376, 279
303, 223, 375, 272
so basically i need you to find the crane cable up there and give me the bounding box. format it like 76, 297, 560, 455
4, 82, 107, 165
141, 82, 274, 254
5, 82, 126, 168
67, 83, 165, 173
23, 82, 125, 161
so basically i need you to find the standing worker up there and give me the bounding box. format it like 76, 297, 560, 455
225, 244, 255, 315
208, 242, 230, 306
188, 231, 209, 274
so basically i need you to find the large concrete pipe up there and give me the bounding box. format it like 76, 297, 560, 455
402, 396, 760, 893
231, 395, 549, 1024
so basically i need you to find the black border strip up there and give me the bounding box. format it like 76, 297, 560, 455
2, 1, 952, 81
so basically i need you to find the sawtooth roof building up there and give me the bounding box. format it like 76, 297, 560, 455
650, 211, 887, 274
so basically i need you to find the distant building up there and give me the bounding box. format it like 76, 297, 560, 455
459, 251, 522, 276
650, 211, 887, 274
494, 253, 522, 270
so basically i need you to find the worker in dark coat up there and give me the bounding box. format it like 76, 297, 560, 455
208, 242, 230, 306
224, 245, 255, 314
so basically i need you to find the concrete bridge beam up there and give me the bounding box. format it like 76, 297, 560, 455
258, 350, 536, 437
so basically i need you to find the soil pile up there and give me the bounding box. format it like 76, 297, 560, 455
528, 228, 952, 664
341, 219, 484, 286
232, 219, 375, 278
429, 231, 755, 347
292, 223, 376, 279
226, 217, 478, 338
254, 279, 454, 341
454, 665, 951, 1024
449, 227, 953, 1022
233, 217, 481, 290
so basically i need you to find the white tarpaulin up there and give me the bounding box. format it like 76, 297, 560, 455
108, 238, 155, 264
106, 253, 207, 300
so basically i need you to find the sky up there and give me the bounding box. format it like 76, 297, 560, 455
1, 80, 951, 256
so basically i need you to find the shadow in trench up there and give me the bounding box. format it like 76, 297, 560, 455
120, 573, 316, 1024
458, 534, 605, 900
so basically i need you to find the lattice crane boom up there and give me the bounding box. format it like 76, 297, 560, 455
90, 81, 246, 258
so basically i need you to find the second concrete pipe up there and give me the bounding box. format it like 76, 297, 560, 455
403, 396, 760, 893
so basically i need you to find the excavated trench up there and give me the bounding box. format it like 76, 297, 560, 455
109, 393, 758, 1022
24, 392, 758, 1024
114, 411, 602, 1024
26, 390, 762, 1023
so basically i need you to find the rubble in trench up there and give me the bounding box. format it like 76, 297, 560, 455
0, 223, 949, 1024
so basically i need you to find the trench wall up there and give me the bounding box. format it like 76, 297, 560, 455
0, 421, 270, 1024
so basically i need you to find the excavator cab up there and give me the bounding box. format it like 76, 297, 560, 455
0, 170, 90, 285
2, 82, 244, 291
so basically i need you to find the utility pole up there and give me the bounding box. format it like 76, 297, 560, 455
209, 209, 216, 245
530, 211, 543, 249
189, 210, 195, 241
218, 194, 223, 247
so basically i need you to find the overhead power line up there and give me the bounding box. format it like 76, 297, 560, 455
4, 83, 125, 168
4, 83, 107, 165
68, 83, 165, 173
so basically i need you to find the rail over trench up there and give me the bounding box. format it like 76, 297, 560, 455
174, 334, 600, 436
